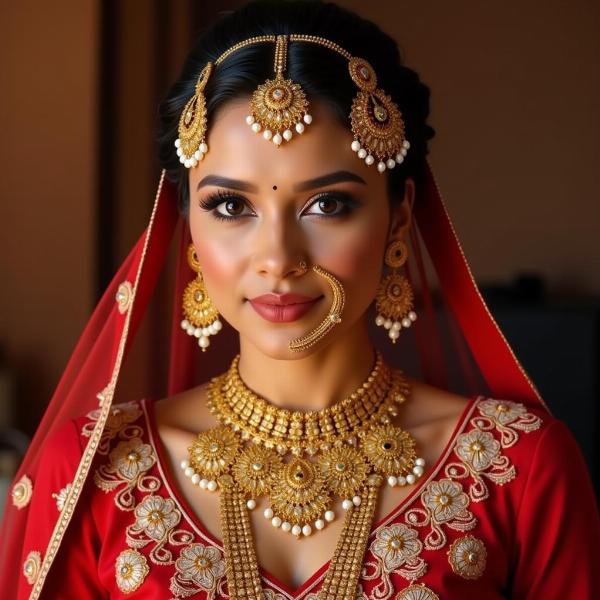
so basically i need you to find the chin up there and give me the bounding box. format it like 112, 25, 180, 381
244, 333, 323, 361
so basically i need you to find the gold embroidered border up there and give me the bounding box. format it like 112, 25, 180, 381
29, 171, 166, 600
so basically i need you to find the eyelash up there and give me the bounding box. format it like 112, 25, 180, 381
198, 189, 359, 222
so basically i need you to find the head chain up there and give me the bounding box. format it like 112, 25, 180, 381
175, 34, 410, 173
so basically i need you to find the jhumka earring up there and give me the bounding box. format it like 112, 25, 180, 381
245, 34, 312, 146
180, 244, 223, 351
375, 239, 417, 343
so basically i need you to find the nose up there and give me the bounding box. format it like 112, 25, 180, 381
251, 211, 307, 281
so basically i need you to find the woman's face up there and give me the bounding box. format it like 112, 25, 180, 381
188, 98, 413, 359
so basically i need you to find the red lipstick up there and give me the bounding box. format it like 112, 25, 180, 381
248, 293, 322, 323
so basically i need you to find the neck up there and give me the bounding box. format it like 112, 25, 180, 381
237, 317, 377, 412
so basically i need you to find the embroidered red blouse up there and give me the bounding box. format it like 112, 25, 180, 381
15, 396, 600, 599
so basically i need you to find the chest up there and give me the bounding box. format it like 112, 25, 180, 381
160, 415, 461, 591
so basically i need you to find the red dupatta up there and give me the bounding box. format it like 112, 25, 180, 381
0, 161, 548, 599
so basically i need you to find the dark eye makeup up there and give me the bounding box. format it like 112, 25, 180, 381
197, 189, 360, 222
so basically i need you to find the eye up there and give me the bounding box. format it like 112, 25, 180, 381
198, 190, 254, 221
218, 197, 246, 217
303, 191, 358, 218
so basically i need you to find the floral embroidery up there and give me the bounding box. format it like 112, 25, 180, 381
94, 437, 159, 510
23, 551, 41, 585
474, 399, 541, 448
115, 548, 149, 593
446, 429, 515, 502
169, 543, 226, 599
126, 495, 193, 565
52, 483, 72, 511
12, 474, 33, 509
82, 401, 144, 455
364, 523, 427, 599
395, 583, 440, 599
404, 479, 476, 551
447, 535, 487, 580
455, 430, 500, 472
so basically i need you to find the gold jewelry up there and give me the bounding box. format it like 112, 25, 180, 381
298, 259, 308, 274
246, 34, 312, 146
180, 353, 425, 599
176, 34, 410, 173
375, 239, 417, 343
288, 264, 345, 353
180, 243, 223, 351
175, 62, 212, 168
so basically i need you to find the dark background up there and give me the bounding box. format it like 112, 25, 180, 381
1, 1, 598, 501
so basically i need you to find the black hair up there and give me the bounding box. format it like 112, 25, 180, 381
157, 0, 435, 217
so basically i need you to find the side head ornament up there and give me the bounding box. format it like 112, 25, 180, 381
175, 34, 410, 173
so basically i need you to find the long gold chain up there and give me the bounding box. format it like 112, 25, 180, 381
182, 354, 426, 598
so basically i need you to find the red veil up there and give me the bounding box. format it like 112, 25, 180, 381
0, 162, 548, 598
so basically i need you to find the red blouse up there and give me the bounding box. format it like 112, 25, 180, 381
14, 395, 600, 599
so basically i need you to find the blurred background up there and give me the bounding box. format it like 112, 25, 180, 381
1, 0, 598, 513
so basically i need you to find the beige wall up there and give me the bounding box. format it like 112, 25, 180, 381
0, 1, 598, 430
342, 0, 600, 294
0, 1, 97, 429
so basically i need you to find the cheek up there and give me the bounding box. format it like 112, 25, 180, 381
309, 215, 387, 287
189, 216, 241, 302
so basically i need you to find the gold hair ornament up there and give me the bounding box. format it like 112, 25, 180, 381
176, 34, 410, 172
288, 264, 345, 352
175, 63, 212, 168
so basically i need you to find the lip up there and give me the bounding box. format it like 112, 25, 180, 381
248, 293, 322, 323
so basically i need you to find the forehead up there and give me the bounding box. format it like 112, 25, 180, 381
189, 98, 383, 191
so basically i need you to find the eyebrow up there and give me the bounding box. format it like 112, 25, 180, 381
196, 170, 366, 193
293, 170, 366, 192
196, 175, 258, 193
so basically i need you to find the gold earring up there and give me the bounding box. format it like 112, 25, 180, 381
288, 265, 345, 353
375, 240, 417, 343
181, 244, 223, 351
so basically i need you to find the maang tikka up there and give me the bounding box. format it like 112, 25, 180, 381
175, 34, 411, 173
375, 239, 417, 343
181, 244, 223, 351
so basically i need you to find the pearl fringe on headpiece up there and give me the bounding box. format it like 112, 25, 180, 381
175, 34, 410, 173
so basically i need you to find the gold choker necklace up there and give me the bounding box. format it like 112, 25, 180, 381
180, 352, 425, 599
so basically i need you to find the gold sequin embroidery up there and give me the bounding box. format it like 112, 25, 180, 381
115, 548, 149, 593
23, 551, 42, 585
12, 474, 33, 509
447, 534, 487, 579
51, 483, 72, 512
395, 583, 440, 599
116, 281, 133, 314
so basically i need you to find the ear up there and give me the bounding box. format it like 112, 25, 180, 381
387, 177, 415, 243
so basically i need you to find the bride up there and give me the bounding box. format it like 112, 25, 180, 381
2, 2, 598, 599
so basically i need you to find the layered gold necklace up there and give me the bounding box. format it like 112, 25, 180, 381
181, 351, 425, 599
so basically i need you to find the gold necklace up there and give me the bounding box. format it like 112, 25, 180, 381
180, 352, 426, 599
